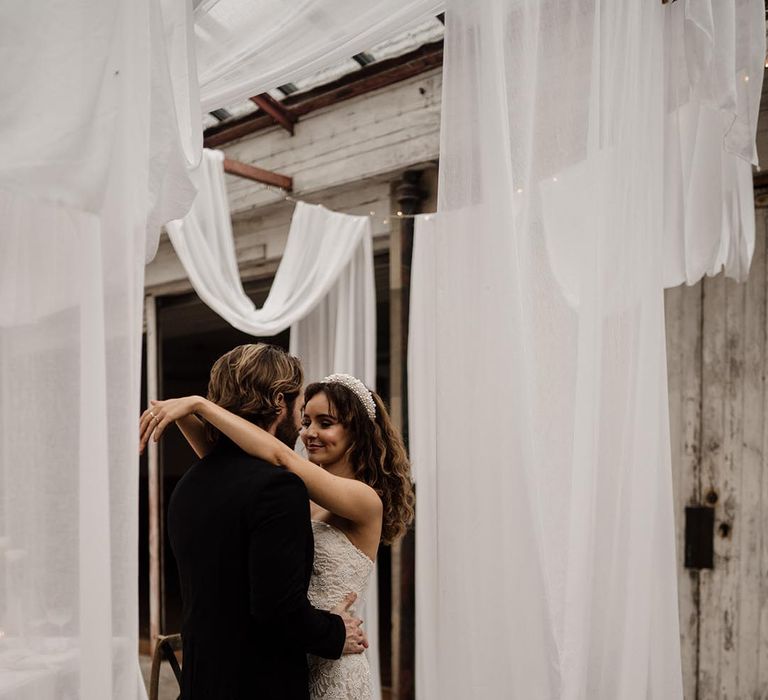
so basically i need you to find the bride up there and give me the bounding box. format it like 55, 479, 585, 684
141, 372, 414, 700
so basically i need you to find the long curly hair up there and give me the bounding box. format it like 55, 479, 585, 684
304, 381, 415, 545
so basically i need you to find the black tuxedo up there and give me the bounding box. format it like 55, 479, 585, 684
167, 439, 345, 699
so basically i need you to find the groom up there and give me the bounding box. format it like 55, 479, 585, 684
167, 343, 366, 699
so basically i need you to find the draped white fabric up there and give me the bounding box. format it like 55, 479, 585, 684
407, 216, 439, 700
189, 0, 762, 286
166, 151, 374, 341
0, 1, 199, 698
289, 245, 376, 390
662, 0, 764, 286
195, 0, 445, 112
410, 1, 763, 698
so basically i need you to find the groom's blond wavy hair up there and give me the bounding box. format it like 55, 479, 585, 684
205, 343, 303, 442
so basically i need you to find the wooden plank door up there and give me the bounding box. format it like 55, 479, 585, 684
665, 209, 768, 698
665, 267, 703, 699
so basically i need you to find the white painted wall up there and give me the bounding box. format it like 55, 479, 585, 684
223, 68, 441, 215
145, 68, 441, 294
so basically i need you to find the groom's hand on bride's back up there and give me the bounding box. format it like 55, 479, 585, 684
331, 592, 368, 655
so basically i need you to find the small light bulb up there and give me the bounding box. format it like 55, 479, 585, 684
516, 188, 523, 193
744, 75, 750, 82
369, 211, 375, 216
552, 176, 558, 182
424, 215, 432, 221
383, 218, 389, 224
397, 211, 403, 216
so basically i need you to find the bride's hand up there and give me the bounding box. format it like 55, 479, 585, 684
139, 396, 203, 453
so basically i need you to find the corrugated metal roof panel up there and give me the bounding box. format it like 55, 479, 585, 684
205, 19, 444, 127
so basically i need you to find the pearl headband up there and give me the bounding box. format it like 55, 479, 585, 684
322, 373, 376, 421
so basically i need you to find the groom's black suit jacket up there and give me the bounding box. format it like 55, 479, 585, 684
168, 438, 346, 700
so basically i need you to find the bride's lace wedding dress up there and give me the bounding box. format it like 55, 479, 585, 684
307, 520, 374, 700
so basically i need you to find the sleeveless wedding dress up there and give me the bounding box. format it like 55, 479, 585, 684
307, 520, 374, 700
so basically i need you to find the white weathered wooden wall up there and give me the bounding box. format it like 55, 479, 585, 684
145, 68, 441, 295
224, 69, 441, 215
666, 207, 768, 700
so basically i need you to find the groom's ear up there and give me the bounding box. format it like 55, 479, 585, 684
274, 392, 286, 414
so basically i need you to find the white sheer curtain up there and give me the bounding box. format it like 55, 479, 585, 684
0, 1, 198, 699
289, 243, 376, 389
410, 1, 763, 698
166, 150, 374, 339
662, 0, 764, 286
195, 0, 445, 112
407, 215, 438, 700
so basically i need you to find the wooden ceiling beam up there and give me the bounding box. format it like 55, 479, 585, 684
250, 93, 296, 134
223, 157, 293, 191
205, 40, 443, 148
